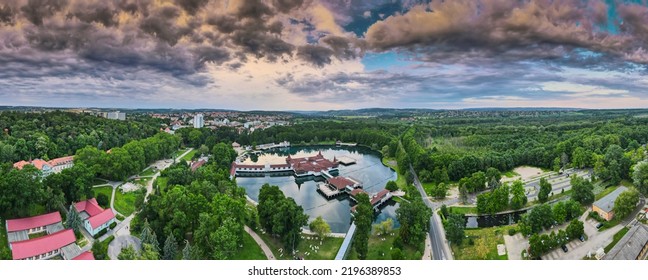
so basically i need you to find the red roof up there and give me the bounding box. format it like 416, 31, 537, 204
11, 229, 75, 260
190, 160, 206, 172
72, 251, 95, 260
350, 189, 367, 197
327, 177, 356, 190
75, 198, 103, 217
371, 190, 390, 205
87, 209, 115, 230
13, 159, 50, 170
6, 212, 62, 232
13, 160, 30, 169
48, 156, 74, 166
270, 164, 291, 168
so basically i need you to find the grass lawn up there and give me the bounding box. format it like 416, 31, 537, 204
451, 225, 514, 260
448, 206, 478, 215
156, 177, 169, 193
139, 167, 157, 177
232, 232, 267, 260
114, 189, 138, 216
595, 185, 620, 201
503, 170, 520, 178
0, 220, 11, 259
347, 230, 422, 260
91, 178, 108, 185
181, 149, 197, 161
381, 157, 407, 195
258, 232, 344, 260
604, 226, 630, 253
173, 148, 190, 159
93, 186, 113, 204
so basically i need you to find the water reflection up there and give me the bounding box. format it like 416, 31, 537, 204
236, 146, 398, 233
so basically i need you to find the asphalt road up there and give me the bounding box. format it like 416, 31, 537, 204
410, 166, 451, 260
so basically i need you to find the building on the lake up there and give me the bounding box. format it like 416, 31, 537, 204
74, 198, 116, 236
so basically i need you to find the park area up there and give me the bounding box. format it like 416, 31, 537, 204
347, 230, 423, 260
258, 232, 344, 260
451, 225, 514, 260
232, 232, 267, 260
93, 186, 139, 216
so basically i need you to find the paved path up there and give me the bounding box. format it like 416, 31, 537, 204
245, 225, 275, 260
422, 234, 432, 260
108, 235, 142, 260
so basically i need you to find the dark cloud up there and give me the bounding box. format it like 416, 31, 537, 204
175, 0, 209, 15
296, 45, 334, 67
206, 14, 238, 34
236, 0, 273, 19
69, 4, 118, 27
272, 0, 305, 13
20, 0, 68, 26
0, 4, 17, 25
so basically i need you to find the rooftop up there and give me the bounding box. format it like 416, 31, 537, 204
6, 212, 62, 232
327, 177, 357, 190
72, 251, 95, 260
593, 186, 628, 213
604, 223, 648, 260
11, 229, 76, 260
87, 209, 116, 230
74, 198, 103, 217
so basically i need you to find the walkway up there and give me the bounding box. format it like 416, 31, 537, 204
244, 225, 275, 260
335, 222, 356, 260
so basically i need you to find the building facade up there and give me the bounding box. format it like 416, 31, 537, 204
193, 113, 204, 128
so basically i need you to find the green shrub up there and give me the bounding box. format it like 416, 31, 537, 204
508, 228, 517, 236
93, 228, 108, 239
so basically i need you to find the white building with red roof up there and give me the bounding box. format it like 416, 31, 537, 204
74, 198, 116, 236
13, 155, 75, 177
71, 251, 95, 260
6, 212, 64, 244
10, 229, 76, 260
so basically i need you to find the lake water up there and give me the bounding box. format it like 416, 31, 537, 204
236, 145, 399, 233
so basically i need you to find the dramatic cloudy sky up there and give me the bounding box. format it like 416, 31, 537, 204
2, 0, 648, 110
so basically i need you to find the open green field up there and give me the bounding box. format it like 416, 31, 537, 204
451, 225, 514, 260
181, 149, 197, 161
93, 186, 113, 201
604, 227, 629, 253
448, 206, 478, 215
173, 148, 190, 159
114, 189, 138, 216
347, 230, 422, 260
156, 177, 169, 194
232, 232, 267, 260
258, 232, 344, 260
139, 167, 157, 177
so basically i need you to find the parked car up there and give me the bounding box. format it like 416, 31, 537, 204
561, 244, 568, 252
579, 235, 586, 242
596, 223, 604, 229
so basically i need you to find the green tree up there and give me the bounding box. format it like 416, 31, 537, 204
385, 180, 398, 192
391, 248, 404, 260
613, 189, 640, 221
353, 193, 373, 260
65, 205, 82, 234
182, 240, 192, 260
566, 220, 584, 239
397, 200, 431, 246
538, 177, 552, 203
509, 180, 527, 210
163, 234, 178, 260
444, 213, 465, 245
139, 243, 160, 260
118, 245, 139, 260
373, 218, 394, 236
632, 161, 648, 195
430, 183, 448, 199
309, 216, 331, 240
571, 176, 594, 205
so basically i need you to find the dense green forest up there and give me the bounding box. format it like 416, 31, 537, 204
397, 111, 648, 196
0, 111, 160, 162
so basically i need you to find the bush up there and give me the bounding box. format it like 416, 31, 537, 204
93, 228, 108, 239
109, 222, 117, 230
97, 193, 110, 209
508, 228, 517, 236
467, 238, 474, 246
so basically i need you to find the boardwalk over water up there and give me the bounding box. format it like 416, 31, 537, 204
335, 222, 356, 260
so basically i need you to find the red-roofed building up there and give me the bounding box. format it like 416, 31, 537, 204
13, 155, 74, 176
326, 176, 361, 192
74, 198, 115, 236
72, 251, 95, 260
6, 212, 62, 234
11, 229, 76, 260
190, 160, 207, 172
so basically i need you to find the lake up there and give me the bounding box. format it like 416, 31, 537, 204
236, 145, 399, 233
